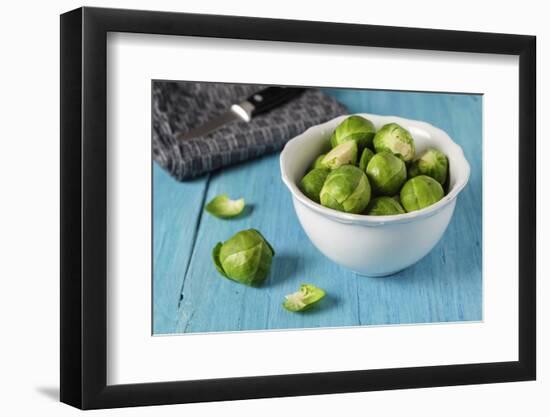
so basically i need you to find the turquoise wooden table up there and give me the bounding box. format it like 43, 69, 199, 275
153, 89, 482, 335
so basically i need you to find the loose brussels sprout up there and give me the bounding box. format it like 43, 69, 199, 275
373, 123, 416, 161
408, 148, 448, 185
205, 194, 245, 218
330, 115, 376, 151
320, 165, 371, 214
312, 153, 327, 169
366, 196, 405, 216
212, 229, 275, 286
358, 147, 375, 172
299, 168, 330, 203
321, 140, 358, 170
365, 151, 407, 196
400, 175, 444, 212
283, 284, 326, 312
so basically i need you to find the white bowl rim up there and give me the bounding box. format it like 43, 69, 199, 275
280, 113, 471, 226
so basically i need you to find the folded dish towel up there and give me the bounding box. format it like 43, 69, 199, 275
152, 81, 347, 180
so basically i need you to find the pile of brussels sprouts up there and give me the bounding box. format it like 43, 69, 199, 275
299, 115, 449, 216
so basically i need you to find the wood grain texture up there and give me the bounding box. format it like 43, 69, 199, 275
152, 170, 209, 332
153, 90, 482, 335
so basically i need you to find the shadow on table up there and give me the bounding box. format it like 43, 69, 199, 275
238, 203, 255, 219
268, 253, 303, 288
378, 240, 480, 285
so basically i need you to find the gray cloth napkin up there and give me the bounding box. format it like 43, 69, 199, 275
152, 81, 347, 180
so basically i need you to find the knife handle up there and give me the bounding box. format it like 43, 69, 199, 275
246, 87, 306, 118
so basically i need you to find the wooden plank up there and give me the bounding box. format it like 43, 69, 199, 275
175, 154, 361, 333
152, 165, 209, 334
153, 90, 483, 334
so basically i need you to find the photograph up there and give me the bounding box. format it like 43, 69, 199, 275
55, 4, 538, 411
152, 80, 482, 335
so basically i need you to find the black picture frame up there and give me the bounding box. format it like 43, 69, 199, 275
60, 6, 536, 410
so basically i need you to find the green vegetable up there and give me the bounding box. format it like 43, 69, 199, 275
358, 147, 375, 172
400, 175, 444, 212
407, 161, 420, 178
205, 194, 245, 218
320, 165, 371, 213
408, 148, 448, 185
300, 119, 453, 218
366, 196, 405, 216
312, 153, 327, 169
373, 123, 416, 161
321, 140, 358, 170
365, 151, 407, 196
283, 284, 326, 312
330, 115, 376, 151
299, 168, 330, 203
212, 229, 275, 286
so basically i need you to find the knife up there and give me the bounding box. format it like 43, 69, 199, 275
175, 86, 306, 141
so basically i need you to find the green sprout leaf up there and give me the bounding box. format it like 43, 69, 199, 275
211, 242, 228, 277
205, 194, 245, 218
283, 284, 326, 312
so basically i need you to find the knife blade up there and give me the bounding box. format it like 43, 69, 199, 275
175, 87, 306, 141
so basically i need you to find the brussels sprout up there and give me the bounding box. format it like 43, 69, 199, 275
205, 194, 245, 218
299, 168, 330, 203
365, 151, 407, 196
212, 229, 275, 286
408, 148, 448, 185
320, 165, 371, 214
400, 175, 444, 212
321, 140, 358, 170
373, 123, 416, 161
407, 161, 420, 178
358, 147, 375, 172
330, 115, 376, 151
283, 284, 326, 312
366, 196, 405, 216
312, 153, 327, 169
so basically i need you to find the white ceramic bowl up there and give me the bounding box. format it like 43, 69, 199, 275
280, 114, 470, 277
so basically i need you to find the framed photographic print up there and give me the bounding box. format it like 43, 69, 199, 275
60, 6, 536, 409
